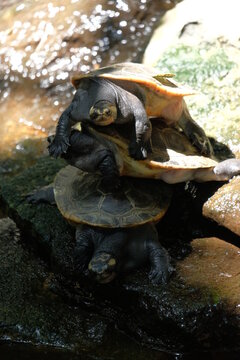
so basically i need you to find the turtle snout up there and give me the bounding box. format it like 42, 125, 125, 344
88, 253, 117, 284
89, 108, 101, 121
89, 101, 117, 126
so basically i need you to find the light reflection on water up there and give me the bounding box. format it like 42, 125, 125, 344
0, 0, 177, 162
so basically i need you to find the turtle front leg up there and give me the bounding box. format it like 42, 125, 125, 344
62, 130, 121, 190
98, 150, 121, 190
147, 239, 173, 285
48, 105, 74, 158
26, 184, 55, 205
73, 226, 94, 273
128, 97, 152, 160
179, 101, 213, 156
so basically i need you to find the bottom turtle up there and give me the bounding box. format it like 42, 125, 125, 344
28, 166, 173, 285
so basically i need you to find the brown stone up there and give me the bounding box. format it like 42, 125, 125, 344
203, 176, 240, 236
178, 237, 240, 312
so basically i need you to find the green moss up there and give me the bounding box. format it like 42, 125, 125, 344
156, 43, 240, 147
211, 291, 221, 305
156, 44, 236, 90
0, 156, 74, 262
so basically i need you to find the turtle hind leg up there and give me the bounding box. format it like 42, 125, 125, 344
179, 101, 213, 156
127, 224, 173, 285
73, 226, 94, 273
213, 158, 240, 180
26, 184, 55, 205
146, 238, 173, 285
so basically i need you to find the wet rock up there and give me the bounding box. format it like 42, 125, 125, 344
0, 216, 20, 242
1, 157, 240, 352
0, 217, 107, 348
178, 237, 240, 312
0, 217, 160, 358
143, 0, 240, 158
0, 0, 177, 82
203, 176, 240, 237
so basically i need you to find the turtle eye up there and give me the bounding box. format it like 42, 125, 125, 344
104, 109, 111, 116
90, 108, 99, 120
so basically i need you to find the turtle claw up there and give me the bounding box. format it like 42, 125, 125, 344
25, 190, 46, 204
149, 264, 174, 285
149, 268, 167, 285
189, 132, 213, 157
25, 192, 41, 204
48, 135, 70, 158
129, 142, 148, 160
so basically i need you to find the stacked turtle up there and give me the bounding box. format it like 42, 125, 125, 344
29, 63, 240, 284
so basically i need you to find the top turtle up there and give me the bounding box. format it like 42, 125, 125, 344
48, 62, 212, 160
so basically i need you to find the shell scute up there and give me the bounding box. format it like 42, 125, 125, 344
54, 166, 172, 228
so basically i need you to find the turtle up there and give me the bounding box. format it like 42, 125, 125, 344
48, 62, 212, 161
57, 120, 240, 188
27, 166, 173, 285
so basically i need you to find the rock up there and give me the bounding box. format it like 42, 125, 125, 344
143, 0, 240, 158
203, 176, 240, 237
0, 157, 240, 352
0, 217, 161, 358
0, 217, 107, 348
178, 237, 240, 312
0, 216, 20, 242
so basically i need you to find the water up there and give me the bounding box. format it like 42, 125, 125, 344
1, 342, 240, 360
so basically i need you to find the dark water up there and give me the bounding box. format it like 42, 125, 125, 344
1, 342, 240, 360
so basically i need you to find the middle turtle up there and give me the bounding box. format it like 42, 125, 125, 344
48, 62, 212, 160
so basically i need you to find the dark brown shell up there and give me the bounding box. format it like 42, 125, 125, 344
54, 165, 172, 228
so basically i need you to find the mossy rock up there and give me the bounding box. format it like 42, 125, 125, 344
156, 42, 240, 147
0, 157, 240, 352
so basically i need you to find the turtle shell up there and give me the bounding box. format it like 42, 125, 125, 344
71, 63, 195, 117
54, 165, 172, 228
87, 121, 219, 183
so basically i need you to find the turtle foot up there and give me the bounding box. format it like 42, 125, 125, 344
128, 142, 148, 160
25, 186, 55, 205
26, 191, 43, 204
189, 131, 213, 157
148, 263, 174, 285
48, 135, 70, 158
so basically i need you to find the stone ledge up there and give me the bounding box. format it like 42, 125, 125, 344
0, 157, 239, 352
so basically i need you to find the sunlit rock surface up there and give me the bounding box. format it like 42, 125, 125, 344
203, 176, 240, 237
179, 237, 240, 312
1, 157, 240, 352
143, 0, 240, 158
0, 0, 178, 161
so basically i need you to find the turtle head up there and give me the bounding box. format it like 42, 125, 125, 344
88, 252, 117, 284
89, 100, 117, 126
